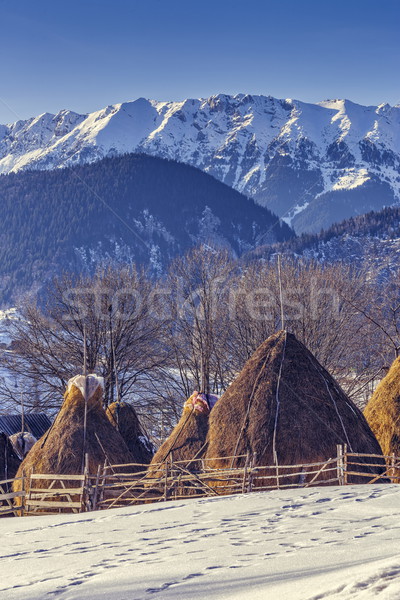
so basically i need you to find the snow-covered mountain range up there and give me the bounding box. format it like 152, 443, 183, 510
1, 94, 400, 233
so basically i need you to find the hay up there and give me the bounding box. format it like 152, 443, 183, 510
106, 402, 154, 464
205, 330, 385, 486
147, 392, 211, 483
0, 433, 21, 482
364, 356, 400, 479
13, 375, 134, 501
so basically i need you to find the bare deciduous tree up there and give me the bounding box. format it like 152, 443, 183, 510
164, 246, 236, 399
1, 246, 397, 432
0, 266, 168, 417
227, 258, 382, 405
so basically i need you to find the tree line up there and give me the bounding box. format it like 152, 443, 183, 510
259, 205, 400, 259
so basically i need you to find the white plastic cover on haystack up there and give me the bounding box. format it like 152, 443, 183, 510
9, 431, 37, 459
67, 374, 104, 399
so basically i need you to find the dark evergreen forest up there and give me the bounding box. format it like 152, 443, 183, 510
252, 205, 400, 259
0, 153, 293, 303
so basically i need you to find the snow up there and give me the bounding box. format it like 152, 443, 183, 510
332, 169, 370, 191
0, 307, 20, 346
66, 374, 104, 398
79, 99, 161, 154
282, 202, 310, 226
278, 99, 333, 153
1, 94, 400, 218
1, 484, 400, 600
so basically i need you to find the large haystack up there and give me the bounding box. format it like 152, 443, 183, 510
0, 433, 21, 482
205, 331, 385, 486
13, 375, 134, 499
364, 356, 400, 476
106, 401, 154, 464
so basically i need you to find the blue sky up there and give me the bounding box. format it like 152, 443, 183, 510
0, 0, 399, 123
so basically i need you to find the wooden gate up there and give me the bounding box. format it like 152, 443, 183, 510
24, 474, 89, 515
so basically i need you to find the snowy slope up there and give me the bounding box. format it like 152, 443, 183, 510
0, 308, 19, 346
1, 94, 400, 233
1, 485, 400, 600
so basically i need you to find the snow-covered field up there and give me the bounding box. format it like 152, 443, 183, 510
1, 485, 400, 600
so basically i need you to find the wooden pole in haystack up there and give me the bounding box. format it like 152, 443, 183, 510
20, 391, 25, 433
200, 356, 204, 395
20, 390, 27, 458
200, 294, 211, 400
110, 307, 121, 405
108, 304, 115, 406
277, 254, 285, 331
82, 326, 88, 474
201, 356, 209, 398
109, 302, 122, 439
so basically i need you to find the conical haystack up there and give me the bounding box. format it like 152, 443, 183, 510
145, 392, 217, 498
106, 401, 154, 465
149, 392, 214, 471
0, 432, 21, 482
364, 356, 400, 480
205, 331, 385, 487
13, 375, 134, 500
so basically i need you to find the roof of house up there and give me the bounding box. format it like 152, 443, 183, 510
0, 413, 52, 439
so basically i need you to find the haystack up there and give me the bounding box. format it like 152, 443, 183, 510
364, 356, 400, 480
145, 392, 217, 499
9, 432, 37, 459
149, 392, 215, 471
13, 375, 134, 500
106, 401, 154, 465
205, 331, 385, 487
0, 433, 21, 482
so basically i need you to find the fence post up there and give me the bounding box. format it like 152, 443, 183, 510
169, 455, 175, 499
337, 445, 344, 485
164, 460, 169, 502
389, 453, 397, 482
248, 453, 256, 493
343, 444, 348, 485
91, 464, 102, 512
242, 453, 249, 494
20, 472, 25, 517
82, 453, 89, 512
100, 459, 108, 507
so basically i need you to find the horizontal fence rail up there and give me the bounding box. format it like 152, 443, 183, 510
1, 447, 398, 517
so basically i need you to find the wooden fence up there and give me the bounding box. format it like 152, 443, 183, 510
92, 446, 395, 509
1, 446, 398, 517
0, 476, 25, 517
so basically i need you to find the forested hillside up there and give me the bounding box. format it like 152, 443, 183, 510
250, 205, 400, 269
0, 153, 293, 303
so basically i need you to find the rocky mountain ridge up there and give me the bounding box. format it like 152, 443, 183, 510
1, 94, 400, 233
